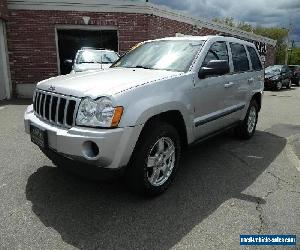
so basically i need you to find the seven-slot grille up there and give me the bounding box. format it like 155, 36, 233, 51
33, 90, 80, 128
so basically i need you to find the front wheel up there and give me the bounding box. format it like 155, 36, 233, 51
235, 100, 258, 140
125, 122, 181, 196
275, 81, 282, 91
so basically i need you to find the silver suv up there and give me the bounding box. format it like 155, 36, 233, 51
24, 36, 264, 196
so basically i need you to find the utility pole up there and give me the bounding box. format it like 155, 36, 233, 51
285, 18, 292, 65
289, 40, 295, 65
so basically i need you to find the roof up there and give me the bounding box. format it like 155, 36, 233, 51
7, 0, 277, 46
153, 35, 257, 46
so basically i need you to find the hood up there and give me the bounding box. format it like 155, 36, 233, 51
37, 67, 182, 98
73, 63, 112, 72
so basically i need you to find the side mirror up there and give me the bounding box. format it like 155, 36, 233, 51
198, 60, 230, 79
64, 59, 73, 65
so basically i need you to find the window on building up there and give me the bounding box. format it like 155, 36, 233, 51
230, 43, 250, 72
202, 41, 229, 67
247, 46, 262, 71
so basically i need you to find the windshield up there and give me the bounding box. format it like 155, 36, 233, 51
265, 65, 282, 74
111, 40, 204, 72
76, 50, 119, 64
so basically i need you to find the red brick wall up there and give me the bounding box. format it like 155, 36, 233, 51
265, 44, 276, 67
149, 15, 218, 39
7, 10, 150, 93
0, 0, 8, 20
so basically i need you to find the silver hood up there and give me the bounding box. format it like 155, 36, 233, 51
37, 68, 183, 98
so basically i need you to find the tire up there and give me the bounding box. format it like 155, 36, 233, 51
125, 121, 181, 196
286, 80, 292, 89
297, 79, 300, 87
235, 100, 258, 140
275, 81, 282, 91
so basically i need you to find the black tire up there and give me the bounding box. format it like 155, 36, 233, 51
125, 121, 181, 196
286, 80, 292, 89
235, 100, 258, 140
297, 79, 300, 87
275, 81, 282, 91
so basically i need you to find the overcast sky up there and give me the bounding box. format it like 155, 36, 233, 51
150, 0, 300, 46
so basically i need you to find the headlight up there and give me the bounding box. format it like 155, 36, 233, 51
76, 97, 123, 128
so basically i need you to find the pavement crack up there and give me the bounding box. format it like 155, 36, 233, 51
267, 171, 294, 188
255, 198, 265, 234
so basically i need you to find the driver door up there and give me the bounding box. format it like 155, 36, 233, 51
192, 41, 235, 139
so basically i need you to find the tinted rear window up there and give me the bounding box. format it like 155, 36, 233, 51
247, 46, 262, 71
230, 43, 250, 72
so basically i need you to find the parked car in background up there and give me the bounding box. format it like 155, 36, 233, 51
264, 65, 292, 90
25, 36, 263, 196
288, 65, 300, 86
65, 48, 119, 73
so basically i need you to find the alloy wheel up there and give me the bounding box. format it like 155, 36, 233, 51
247, 106, 257, 134
146, 137, 176, 187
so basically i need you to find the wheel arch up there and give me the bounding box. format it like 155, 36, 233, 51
139, 110, 190, 149
251, 92, 262, 112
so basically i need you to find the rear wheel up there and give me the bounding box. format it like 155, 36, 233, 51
125, 121, 181, 196
235, 100, 258, 140
286, 80, 292, 89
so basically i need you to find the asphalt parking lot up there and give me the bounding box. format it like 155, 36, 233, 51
0, 88, 299, 250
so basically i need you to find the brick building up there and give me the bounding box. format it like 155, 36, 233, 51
0, 0, 276, 99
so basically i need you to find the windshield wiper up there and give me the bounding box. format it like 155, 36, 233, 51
132, 65, 152, 69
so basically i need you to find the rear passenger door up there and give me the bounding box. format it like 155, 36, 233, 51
227, 43, 253, 120
246, 45, 264, 92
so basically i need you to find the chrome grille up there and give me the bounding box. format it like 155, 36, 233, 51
33, 90, 80, 128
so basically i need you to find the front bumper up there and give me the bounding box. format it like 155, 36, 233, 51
264, 79, 278, 89
24, 105, 143, 169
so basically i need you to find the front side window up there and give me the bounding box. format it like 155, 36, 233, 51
230, 43, 250, 72
247, 46, 262, 71
202, 41, 229, 67
111, 40, 204, 72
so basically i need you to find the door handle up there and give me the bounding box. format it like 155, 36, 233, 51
224, 82, 235, 88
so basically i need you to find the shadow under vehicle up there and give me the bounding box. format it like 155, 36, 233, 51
26, 130, 286, 249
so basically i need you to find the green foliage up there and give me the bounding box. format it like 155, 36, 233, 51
211, 17, 295, 64
289, 48, 300, 65
212, 17, 235, 27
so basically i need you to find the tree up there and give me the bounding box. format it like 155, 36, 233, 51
211, 17, 290, 64
289, 48, 300, 65
254, 26, 288, 64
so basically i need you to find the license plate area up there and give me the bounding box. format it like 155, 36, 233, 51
30, 124, 48, 149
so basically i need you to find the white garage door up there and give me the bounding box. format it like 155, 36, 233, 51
0, 20, 10, 100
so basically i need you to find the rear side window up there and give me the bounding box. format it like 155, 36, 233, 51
247, 46, 262, 71
202, 41, 229, 67
230, 43, 250, 72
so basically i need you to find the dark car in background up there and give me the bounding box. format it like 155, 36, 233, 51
288, 65, 300, 86
265, 65, 292, 91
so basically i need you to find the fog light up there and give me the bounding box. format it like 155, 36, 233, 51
82, 141, 99, 159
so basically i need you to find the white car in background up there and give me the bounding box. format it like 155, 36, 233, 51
67, 48, 119, 73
